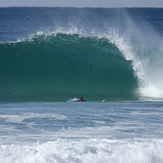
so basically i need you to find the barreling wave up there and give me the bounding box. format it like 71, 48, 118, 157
0, 33, 138, 101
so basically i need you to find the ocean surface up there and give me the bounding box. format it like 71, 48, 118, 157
0, 7, 163, 163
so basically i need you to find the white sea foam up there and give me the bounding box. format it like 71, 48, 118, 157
0, 113, 68, 123
68, 97, 79, 102
0, 139, 163, 163
0, 101, 163, 162
107, 28, 163, 99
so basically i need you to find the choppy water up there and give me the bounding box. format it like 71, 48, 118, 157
0, 101, 163, 163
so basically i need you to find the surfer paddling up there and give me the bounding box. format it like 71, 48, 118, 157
76, 96, 87, 102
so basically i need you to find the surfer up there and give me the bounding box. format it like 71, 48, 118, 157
77, 96, 87, 102
102, 98, 107, 102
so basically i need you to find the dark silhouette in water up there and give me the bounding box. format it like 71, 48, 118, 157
76, 96, 87, 102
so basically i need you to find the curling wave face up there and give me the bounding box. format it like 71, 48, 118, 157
1, 8, 163, 101
0, 34, 137, 101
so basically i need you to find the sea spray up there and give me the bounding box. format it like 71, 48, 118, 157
107, 25, 163, 99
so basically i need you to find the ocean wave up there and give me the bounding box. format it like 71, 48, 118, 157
0, 33, 138, 101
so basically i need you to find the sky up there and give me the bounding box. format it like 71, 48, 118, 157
1, 0, 163, 8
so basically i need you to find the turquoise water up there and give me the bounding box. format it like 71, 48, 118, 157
0, 34, 137, 101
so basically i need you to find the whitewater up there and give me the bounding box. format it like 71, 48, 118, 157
1, 101, 163, 163
0, 7, 163, 163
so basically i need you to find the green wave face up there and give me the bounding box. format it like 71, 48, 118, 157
0, 34, 138, 101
